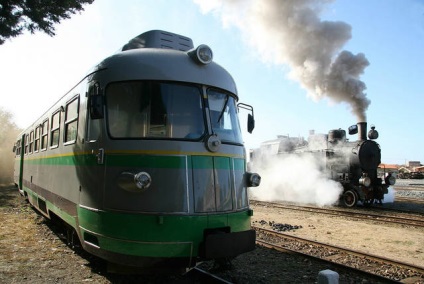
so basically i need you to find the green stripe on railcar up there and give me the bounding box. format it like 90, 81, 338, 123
106, 155, 245, 171
23, 185, 252, 258
77, 206, 252, 257
24, 153, 97, 166
23, 153, 245, 170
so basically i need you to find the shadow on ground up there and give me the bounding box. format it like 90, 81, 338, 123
0, 184, 19, 208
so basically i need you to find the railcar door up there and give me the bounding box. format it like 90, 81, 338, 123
78, 82, 106, 210
15, 134, 25, 191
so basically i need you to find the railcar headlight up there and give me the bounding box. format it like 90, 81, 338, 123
134, 172, 152, 189
245, 172, 261, 187
385, 174, 396, 185
359, 176, 371, 187
117, 171, 152, 192
189, 44, 213, 64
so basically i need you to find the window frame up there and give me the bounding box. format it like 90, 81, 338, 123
64, 95, 80, 145
50, 110, 61, 149
40, 119, 49, 151
29, 130, 34, 154
16, 139, 21, 156
24, 134, 29, 155
41, 119, 49, 151
34, 126, 40, 153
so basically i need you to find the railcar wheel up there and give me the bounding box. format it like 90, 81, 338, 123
342, 190, 358, 207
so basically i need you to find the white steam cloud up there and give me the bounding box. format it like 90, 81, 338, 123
249, 149, 343, 206
194, 0, 370, 121
383, 186, 395, 203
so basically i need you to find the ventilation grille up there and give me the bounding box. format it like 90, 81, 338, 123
122, 30, 194, 52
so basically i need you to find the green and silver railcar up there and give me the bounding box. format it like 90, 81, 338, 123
13, 30, 260, 268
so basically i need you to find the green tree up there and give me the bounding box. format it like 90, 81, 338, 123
0, 107, 21, 184
0, 0, 94, 44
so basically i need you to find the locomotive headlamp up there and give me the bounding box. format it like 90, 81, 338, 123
359, 176, 371, 187
189, 44, 213, 64
385, 173, 396, 186
134, 172, 152, 189
245, 172, 261, 187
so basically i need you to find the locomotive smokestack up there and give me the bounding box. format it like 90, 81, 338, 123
357, 122, 367, 141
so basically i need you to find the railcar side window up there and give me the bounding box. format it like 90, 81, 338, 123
24, 134, 29, 155
29, 131, 34, 154
34, 126, 40, 152
41, 120, 49, 151
16, 139, 21, 156
50, 111, 61, 148
86, 84, 101, 142
106, 81, 204, 139
65, 97, 79, 144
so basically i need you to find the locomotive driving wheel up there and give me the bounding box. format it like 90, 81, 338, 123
342, 190, 358, 207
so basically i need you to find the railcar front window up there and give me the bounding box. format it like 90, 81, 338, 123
106, 81, 205, 139
207, 89, 242, 144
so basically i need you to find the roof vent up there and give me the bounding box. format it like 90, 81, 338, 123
121, 30, 194, 51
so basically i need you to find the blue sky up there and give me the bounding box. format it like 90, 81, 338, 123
0, 0, 422, 165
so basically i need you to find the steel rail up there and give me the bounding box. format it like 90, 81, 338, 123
368, 204, 424, 215
251, 200, 424, 227
395, 196, 424, 204
184, 266, 233, 283
255, 239, 398, 283
253, 226, 424, 282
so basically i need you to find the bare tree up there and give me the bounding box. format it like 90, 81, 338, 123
0, 0, 94, 44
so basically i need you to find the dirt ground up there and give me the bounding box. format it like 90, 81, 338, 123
0, 185, 109, 283
250, 203, 424, 267
1, 184, 423, 283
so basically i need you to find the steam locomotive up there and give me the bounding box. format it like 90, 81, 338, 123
13, 30, 261, 269
250, 122, 395, 207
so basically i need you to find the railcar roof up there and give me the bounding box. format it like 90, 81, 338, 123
92, 47, 238, 96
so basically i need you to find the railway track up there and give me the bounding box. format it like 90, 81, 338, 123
395, 186, 424, 191
395, 196, 424, 204
184, 267, 233, 283
251, 200, 424, 228
253, 226, 424, 283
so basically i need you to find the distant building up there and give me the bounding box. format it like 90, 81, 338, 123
408, 161, 422, 168
396, 161, 424, 179
379, 164, 399, 171
379, 164, 399, 177
415, 166, 424, 173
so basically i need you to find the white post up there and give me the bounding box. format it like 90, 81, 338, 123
317, 269, 339, 284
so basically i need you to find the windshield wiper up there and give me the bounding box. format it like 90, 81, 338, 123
217, 95, 229, 123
